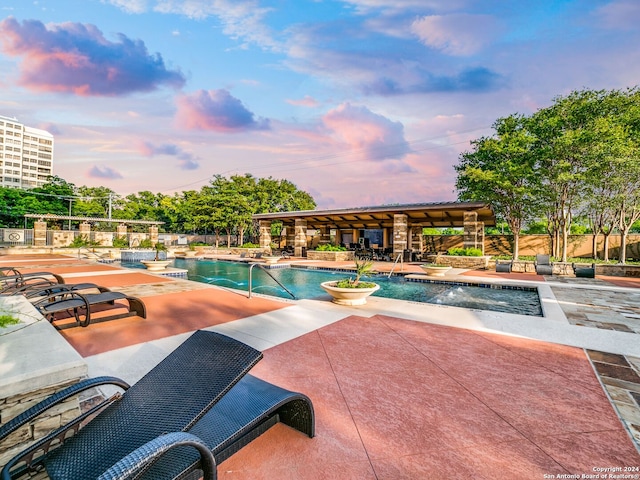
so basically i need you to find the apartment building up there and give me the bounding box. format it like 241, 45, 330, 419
0, 115, 54, 189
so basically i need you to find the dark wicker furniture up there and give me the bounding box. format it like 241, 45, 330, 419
0, 330, 315, 480
534, 254, 553, 275
572, 263, 596, 278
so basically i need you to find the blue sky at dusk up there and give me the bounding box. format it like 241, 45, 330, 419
1, 0, 639, 208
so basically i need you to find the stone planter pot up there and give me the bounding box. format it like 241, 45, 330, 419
420, 264, 452, 276
262, 255, 281, 265
175, 250, 197, 258
141, 260, 171, 271
320, 281, 380, 306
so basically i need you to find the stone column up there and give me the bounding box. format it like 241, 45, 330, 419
34, 221, 47, 246
259, 220, 272, 252
463, 212, 485, 254
79, 222, 91, 242
117, 224, 128, 237
294, 219, 307, 257
149, 225, 158, 246
393, 214, 408, 258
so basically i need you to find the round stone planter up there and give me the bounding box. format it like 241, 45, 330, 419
141, 260, 171, 271
262, 255, 281, 265
420, 264, 452, 276
320, 281, 380, 306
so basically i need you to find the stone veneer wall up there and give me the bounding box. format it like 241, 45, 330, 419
426, 255, 490, 269
307, 250, 355, 262
0, 379, 84, 470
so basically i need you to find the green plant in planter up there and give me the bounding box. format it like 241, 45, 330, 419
139, 238, 153, 249
335, 258, 377, 288
316, 244, 347, 252
112, 235, 129, 248
154, 242, 167, 261
447, 247, 483, 257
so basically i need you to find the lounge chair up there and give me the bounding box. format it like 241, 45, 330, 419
24, 283, 147, 329
0, 330, 315, 480
495, 260, 513, 273
573, 262, 596, 278
534, 254, 553, 275
0, 268, 65, 294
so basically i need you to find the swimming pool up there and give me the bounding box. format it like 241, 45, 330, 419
171, 259, 543, 317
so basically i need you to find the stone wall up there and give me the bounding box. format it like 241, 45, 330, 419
0, 379, 83, 469
425, 254, 490, 269
307, 250, 355, 262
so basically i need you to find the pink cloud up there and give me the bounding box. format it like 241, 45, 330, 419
0, 17, 185, 96
322, 103, 411, 161
286, 95, 320, 107
175, 89, 269, 132
87, 165, 123, 179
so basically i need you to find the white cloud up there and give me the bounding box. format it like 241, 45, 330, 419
411, 13, 501, 56
103, 0, 148, 14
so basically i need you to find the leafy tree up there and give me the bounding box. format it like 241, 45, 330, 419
456, 114, 541, 259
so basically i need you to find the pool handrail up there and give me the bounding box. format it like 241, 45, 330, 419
387, 253, 404, 278
248, 263, 296, 300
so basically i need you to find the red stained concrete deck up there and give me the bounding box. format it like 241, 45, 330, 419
2, 254, 639, 478
228, 316, 639, 478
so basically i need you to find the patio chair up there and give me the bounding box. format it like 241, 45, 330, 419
495, 260, 513, 273
0, 268, 65, 294
572, 262, 596, 278
24, 283, 147, 329
534, 254, 553, 275
0, 330, 315, 480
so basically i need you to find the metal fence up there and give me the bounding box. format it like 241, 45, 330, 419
1, 228, 34, 246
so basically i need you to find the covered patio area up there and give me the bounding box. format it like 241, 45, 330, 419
253, 201, 496, 258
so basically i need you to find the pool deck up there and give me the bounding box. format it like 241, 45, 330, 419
2, 254, 640, 478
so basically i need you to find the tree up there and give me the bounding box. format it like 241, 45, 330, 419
455, 115, 540, 259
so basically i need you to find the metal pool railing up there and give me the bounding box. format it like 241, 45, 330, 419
248, 263, 296, 299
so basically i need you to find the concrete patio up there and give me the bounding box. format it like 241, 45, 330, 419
1, 254, 639, 479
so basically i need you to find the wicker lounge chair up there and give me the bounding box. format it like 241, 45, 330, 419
495, 260, 513, 273
24, 283, 147, 329
534, 254, 553, 275
0, 330, 315, 480
573, 262, 596, 278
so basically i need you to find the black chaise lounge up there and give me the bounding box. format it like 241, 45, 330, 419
23, 283, 147, 329
495, 260, 513, 273
573, 262, 596, 278
0, 330, 315, 480
534, 254, 553, 275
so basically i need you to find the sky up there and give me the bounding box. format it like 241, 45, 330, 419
1, 0, 639, 209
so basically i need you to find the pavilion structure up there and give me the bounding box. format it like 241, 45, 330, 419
253, 202, 495, 258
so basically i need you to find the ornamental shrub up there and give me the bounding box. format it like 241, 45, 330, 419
447, 247, 483, 257
316, 244, 346, 251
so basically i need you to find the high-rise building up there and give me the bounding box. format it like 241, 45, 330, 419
0, 114, 54, 189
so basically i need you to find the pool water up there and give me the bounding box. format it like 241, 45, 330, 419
170, 259, 543, 317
